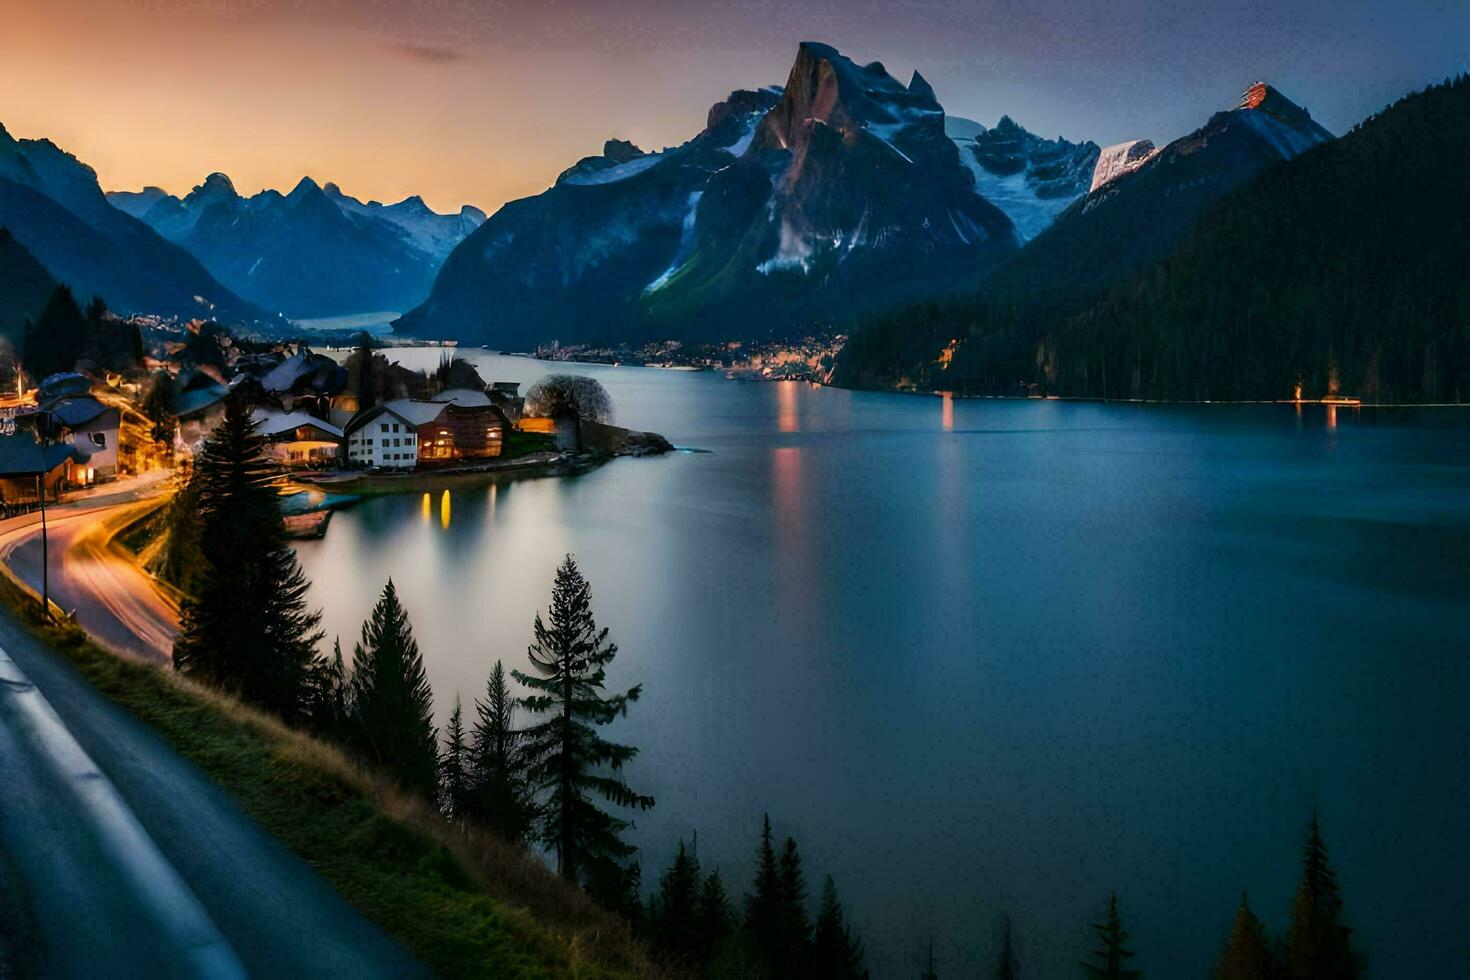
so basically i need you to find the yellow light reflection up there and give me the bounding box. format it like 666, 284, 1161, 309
777, 381, 799, 433
421, 492, 430, 522
1326, 404, 1337, 429
940, 391, 954, 431
440, 490, 451, 529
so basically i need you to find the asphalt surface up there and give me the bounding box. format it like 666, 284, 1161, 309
0, 474, 178, 663
0, 480, 424, 978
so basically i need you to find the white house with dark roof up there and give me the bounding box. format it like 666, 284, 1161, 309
343, 400, 444, 469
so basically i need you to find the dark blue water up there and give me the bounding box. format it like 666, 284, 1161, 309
297, 352, 1470, 977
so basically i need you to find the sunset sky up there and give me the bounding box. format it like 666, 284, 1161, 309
2, 0, 1463, 215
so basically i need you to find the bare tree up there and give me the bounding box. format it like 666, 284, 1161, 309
524, 374, 614, 423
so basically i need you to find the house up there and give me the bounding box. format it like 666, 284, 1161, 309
343, 402, 432, 470
0, 430, 85, 514
343, 398, 511, 470
42, 396, 121, 483
251, 409, 344, 467
169, 369, 231, 453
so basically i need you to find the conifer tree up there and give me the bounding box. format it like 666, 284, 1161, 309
22, 285, 86, 378
513, 555, 653, 888
811, 874, 866, 979
470, 659, 533, 842
1080, 892, 1142, 979
1284, 813, 1358, 979
440, 697, 471, 819
777, 836, 812, 972
697, 867, 734, 964
744, 814, 785, 969
1215, 893, 1276, 980
303, 637, 349, 737
346, 579, 439, 800
994, 915, 1019, 980
173, 394, 323, 719
651, 839, 703, 959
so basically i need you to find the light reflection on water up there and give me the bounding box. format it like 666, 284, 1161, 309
296, 352, 1470, 978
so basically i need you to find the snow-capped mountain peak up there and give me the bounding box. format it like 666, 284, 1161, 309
951, 115, 1100, 240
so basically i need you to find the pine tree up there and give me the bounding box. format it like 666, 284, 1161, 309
469, 659, 533, 842
697, 867, 734, 964
994, 915, 1018, 980
352, 330, 376, 410
346, 580, 439, 800
776, 836, 812, 973
1284, 813, 1358, 979
513, 555, 653, 889
651, 839, 703, 960
1080, 891, 1142, 979
744, 814, 784, 970
440, 696, 471, 819
303, 637, 349, 738
811, 874, 866, 979
1215, 893, 1276, 980
22, 285, 87, 378
172, 395, 323, 719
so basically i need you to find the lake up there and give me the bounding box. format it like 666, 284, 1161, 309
295, 350, 1470, 977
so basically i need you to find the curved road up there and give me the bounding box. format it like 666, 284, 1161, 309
0, 478, 423, 977
0, 474, 179, 663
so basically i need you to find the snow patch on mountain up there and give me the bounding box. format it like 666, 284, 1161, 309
560, 152, 665, 186
1090, 140, 1158, 192
644, 190, 704, 293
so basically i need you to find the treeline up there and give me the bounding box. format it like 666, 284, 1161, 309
13, 284, 144, 380
835, 76, 1470, 404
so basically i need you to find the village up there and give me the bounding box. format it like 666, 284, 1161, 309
0, 322, 670, 526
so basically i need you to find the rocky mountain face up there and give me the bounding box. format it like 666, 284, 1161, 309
948, 115, 1100, 240
835, 82, 1339, 392
395, 42, 1023, 347
110, 176, 484, 318
0, 123, 274, 327
968, 82, 1333, 302
860, 76, 1469, 403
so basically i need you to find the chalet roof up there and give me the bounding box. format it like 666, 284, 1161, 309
37, 372, 92, 401
432, 388, 492, 407
0, 432, 86, 477
172, 385, 230, 419
42, 397, 115, 429
342, 399, 447, 436
250, 409, 344, 440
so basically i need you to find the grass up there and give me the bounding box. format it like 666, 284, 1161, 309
0, 572, 667, 979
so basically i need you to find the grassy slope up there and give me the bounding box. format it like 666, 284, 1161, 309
0, 572, 660, 979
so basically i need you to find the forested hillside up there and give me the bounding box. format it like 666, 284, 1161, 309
836, 77, 1470, 403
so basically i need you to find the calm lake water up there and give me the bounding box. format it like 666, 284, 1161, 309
296, 351, 1470, 978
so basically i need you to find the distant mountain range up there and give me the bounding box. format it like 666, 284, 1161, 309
0, 123, 275, 329
395, 42, 1107, 347
108, 176, 485, 318
836, 79, 1470, 403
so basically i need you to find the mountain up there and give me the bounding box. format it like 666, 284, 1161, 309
949, 116, 1100, 240
1089, 139, 1157, 191
0, 228, 56, 342
835, 81, 1336, 390
836, 80, 1470, 403
111, 176, 485, 318
0, 123, 274, 327
395, 42, 1022, 347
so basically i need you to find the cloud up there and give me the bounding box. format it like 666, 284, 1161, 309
394, 42, 465, 65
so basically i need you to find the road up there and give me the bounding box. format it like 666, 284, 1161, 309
0, 477, 424, 976
0, 473, 179, 663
